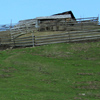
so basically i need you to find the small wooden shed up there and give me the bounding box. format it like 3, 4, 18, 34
36, 11, 76, 31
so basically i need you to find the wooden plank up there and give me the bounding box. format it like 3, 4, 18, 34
15, 36, 32, 39
35, 36, 100, 46
15, 41, 32, 45
35, 32, 68, 38
35, 34, 100, 44
35, 34, 69, 41
35, 29, 100, 39
71, 37, 100, 42
35, 40, 69, 46
35, 37, 69, 43
70, 32, 100, 37
15, 38, 32, 42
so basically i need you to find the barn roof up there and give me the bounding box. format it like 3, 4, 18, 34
36, 11, 75, 20
36, 14, 71, 20
53, 11, 76, 19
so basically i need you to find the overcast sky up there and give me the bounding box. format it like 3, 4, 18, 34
0, 0, 100, 24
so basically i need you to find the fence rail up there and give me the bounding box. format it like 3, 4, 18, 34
34, 29, 100, 46
1, 29, 100, 47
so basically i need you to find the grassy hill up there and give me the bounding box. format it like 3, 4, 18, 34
0, 42, 100, 100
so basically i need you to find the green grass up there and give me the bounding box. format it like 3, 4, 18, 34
0, 42, 100, 100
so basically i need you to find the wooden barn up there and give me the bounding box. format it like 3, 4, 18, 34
13, 10, 99, 33
36, 11, 76, 31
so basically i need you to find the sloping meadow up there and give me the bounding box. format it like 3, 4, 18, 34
0, 42, 100, 100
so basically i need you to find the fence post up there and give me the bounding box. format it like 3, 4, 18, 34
32, 31, 35, 47
66, 19, 68, 31
10, 26, 15, 46
12, 36, 16, 47
68, 31, 70, 43
0, 38, 1, 45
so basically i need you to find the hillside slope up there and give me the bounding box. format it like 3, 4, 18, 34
0, 42, 100, 100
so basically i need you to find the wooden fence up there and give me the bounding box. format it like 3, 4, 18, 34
8, 29, 100, 47
12, 36, 34, 47
1, 29, 100, 47
0, 31, 11, 45
34, 29, 100, 46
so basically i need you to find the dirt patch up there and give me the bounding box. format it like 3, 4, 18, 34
76, 81, 100, 85
0, 67, 17, 78
77, 73, 94, 76
74, 97, 83, 100
76, 85, 100, 90
0, 74, 12, 78
74, 81, 100, 90
2, 67, 16, 73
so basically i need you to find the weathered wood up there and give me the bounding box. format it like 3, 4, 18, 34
14, 41, 33, 44
13, 44, 33, 47
15, 36, 32, 39
35, 29, 100, 38
34, 29, 100, 46
1, 29, 100, 47
15, 38, 32, 42
35, 40, 69, 46
35, 35, 100, 44
35, 35, 69, 41
35, 35, 100, 46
